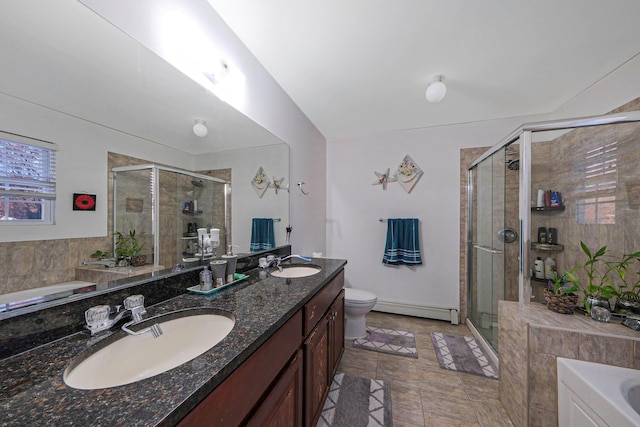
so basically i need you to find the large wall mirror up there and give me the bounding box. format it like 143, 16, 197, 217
0, 1, 289, 312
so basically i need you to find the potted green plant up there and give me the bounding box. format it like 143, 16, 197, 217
114, 230, 146, 267
544, 274, 579, 314
564, 241, 619, 314
609, 251, 640, 314
90, 249, 112, 260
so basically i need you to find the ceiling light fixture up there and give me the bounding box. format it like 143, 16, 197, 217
425, 75, 447, 103
192, 119, 208, 137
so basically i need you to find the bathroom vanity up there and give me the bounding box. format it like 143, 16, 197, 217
0, 256, 347, 426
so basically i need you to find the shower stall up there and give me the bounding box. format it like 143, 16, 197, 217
112, 165, 229, 269
467, 108, 640, 355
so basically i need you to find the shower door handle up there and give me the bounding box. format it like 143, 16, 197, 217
472, 243, 504, 255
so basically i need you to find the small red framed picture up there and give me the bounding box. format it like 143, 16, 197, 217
73, 193, 96, 211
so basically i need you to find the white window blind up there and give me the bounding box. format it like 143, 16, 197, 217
0, 131, 57, 223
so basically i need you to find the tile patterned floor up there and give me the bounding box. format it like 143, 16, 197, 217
337, 311, 514, 427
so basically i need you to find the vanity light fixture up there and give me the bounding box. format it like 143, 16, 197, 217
193, 119, 208, 137
425, 75, 447, 103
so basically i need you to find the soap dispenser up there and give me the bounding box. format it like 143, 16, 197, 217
221, 245, 238, 284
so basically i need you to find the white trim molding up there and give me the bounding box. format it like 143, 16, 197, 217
373, 299, 459, 325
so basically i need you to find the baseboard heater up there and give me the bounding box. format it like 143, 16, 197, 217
373, 299, 459, 325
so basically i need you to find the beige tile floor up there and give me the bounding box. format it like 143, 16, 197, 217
337, 311, 514, 427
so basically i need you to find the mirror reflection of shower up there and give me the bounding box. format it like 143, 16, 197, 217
113, 164, 229, 269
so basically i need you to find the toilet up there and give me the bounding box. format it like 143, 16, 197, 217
344, 288, 378, 340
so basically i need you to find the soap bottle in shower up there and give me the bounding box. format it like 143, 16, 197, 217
534, 257, 545, 279
544, 257, 557, 280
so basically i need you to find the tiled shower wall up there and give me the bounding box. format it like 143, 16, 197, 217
460, 97, 640, 322
529, 98, 640, 300
0, 152, 231, 295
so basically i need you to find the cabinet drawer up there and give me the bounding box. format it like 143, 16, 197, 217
303, 269, 344, 336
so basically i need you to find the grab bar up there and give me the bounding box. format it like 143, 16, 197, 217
472, 243, 505, 255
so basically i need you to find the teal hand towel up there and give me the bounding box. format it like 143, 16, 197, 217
382, 218, 422, 265
250, 218, 275, 252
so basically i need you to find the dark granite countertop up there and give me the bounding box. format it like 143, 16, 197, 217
0, 258, 347, 426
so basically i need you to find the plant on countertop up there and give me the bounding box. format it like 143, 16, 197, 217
90, 250, 112, 260
544, 274, 579, 314
114, 230, 145, 266
564, 241, 619, 314
547, 274, 579, 296
608, 251, 640, 314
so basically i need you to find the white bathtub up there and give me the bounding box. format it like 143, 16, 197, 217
558, 357, 640, 427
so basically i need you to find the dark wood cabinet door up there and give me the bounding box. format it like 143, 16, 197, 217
329, 291, 345, 375
304, 316, 329, 427
247, 350, 303, 427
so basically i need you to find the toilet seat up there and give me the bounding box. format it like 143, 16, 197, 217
344, 288, 377, 305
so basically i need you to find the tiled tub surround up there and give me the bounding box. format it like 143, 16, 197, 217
0, 256, 346, 426
498, 301, 640, 427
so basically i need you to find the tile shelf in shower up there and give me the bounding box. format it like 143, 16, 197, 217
531, 206, 565, 212
531, 242, 564, 251
530, 277, 551, 284
182, 209, 204, 215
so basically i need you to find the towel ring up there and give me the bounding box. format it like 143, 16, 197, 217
297, 181, 309, 195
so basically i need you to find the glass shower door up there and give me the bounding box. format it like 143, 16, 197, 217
468, 148, 506, 351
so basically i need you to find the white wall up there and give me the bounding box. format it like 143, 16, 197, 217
326, 54, 640, 315
326, 116, 544, 312
0, 94, 192, 243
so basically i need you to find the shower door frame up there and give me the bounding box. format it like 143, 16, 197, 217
112, 164, 229, 267
466, 145, 510, 353
466, 110, 640, 354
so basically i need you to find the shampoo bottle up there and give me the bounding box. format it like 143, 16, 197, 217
544, 257, 557, 280
534, 257, 544, 279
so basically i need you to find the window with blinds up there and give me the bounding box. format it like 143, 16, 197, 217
0, 131, 57, 224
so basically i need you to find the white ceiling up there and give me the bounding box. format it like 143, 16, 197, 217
208, 0, 640, 139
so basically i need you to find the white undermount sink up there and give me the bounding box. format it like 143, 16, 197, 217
557, 357, 640, 426
270, 265, 322, 278
63, 308, 235, 390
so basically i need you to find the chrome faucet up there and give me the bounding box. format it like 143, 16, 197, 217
82, 259, 116, 268
84, 294, 162, 338
273, 254, 312, 271
84, 302, 129, 336
120, 295, 163, 338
